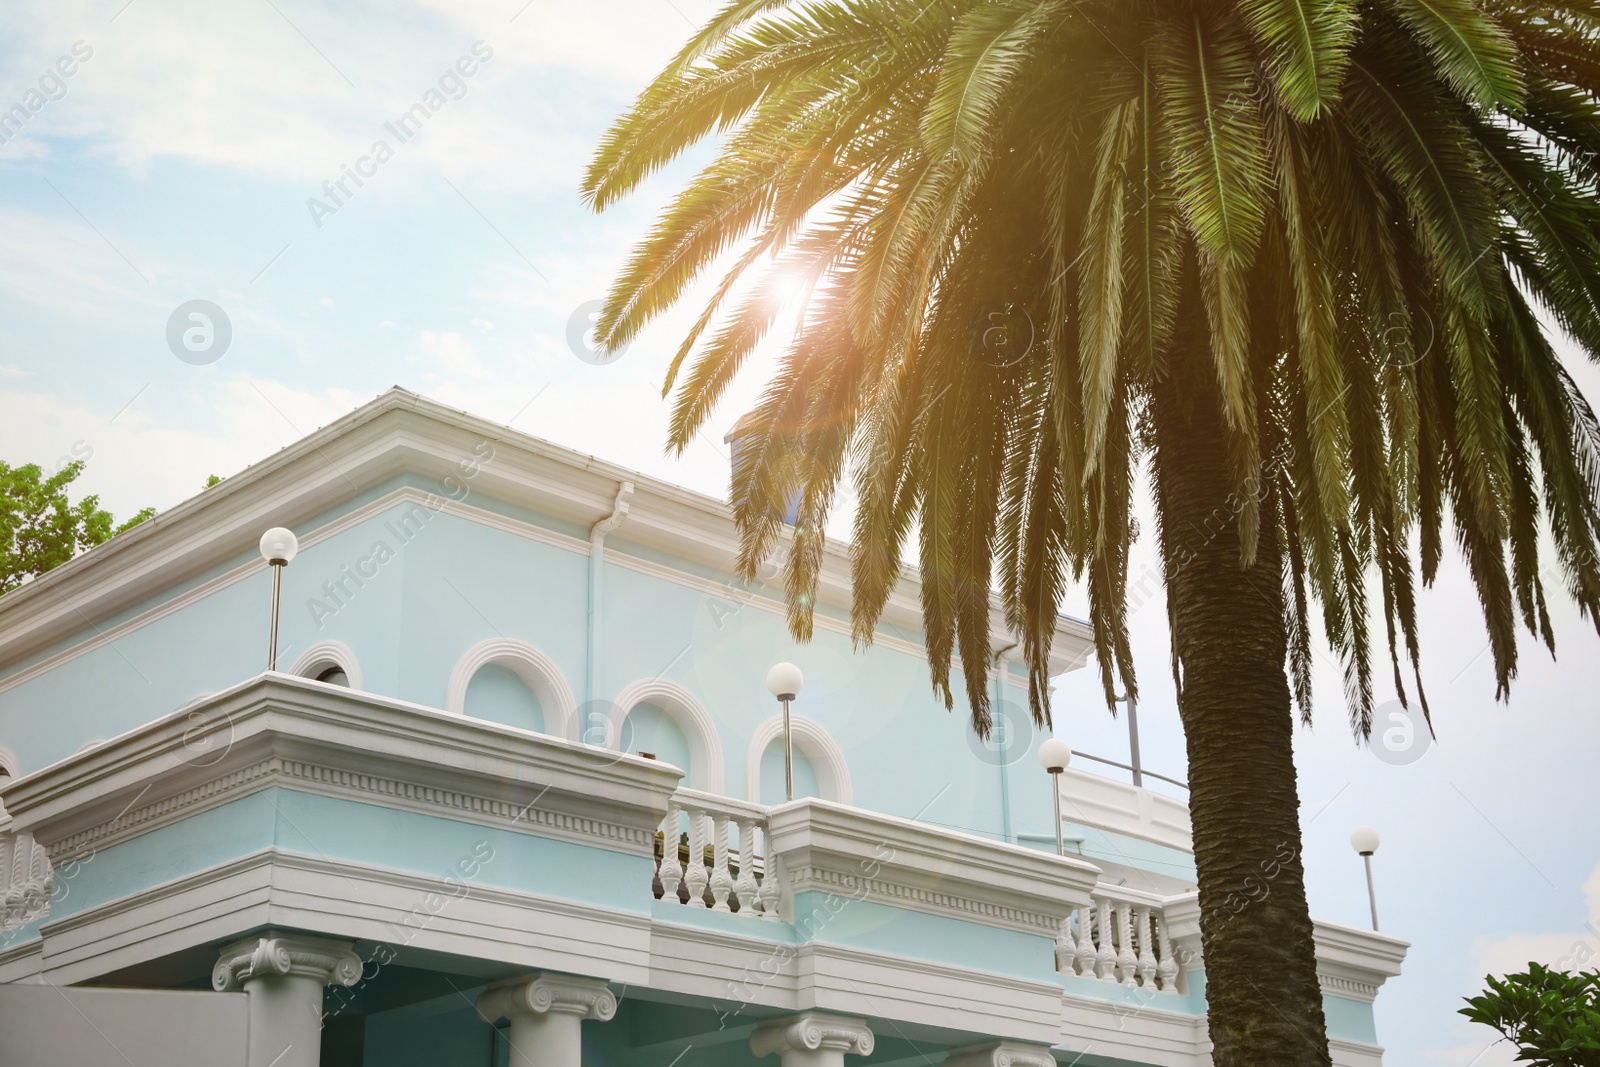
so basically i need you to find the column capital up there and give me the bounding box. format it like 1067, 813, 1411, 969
212, 932, 361, 992
944, 1041, 1058, 1067
751, 1012, 875, 1058
475, 972, 618, 1026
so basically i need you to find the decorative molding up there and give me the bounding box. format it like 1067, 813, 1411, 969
786, 865, 1063, 936
746, 714, 853, 805
446, 637, 578, 740
1329, 1035, 1387, 1067
36, 846, 657, 988
212, 932, 361, 990
750, 1012, 874, 1057
476, 972, 618, 1024
609, 678, 725, 794
0, 828, 52, 931
1312, 918, 1409, 1005
944, 1041, 1058, 1067
1319, 972, 1379, 1002
3, 677, 681, 867
766, 799, 1100, 937
0, 746, 19, 779
289, 641, 364, 691
0, 390, 1094, 693
43, 752, 655, 865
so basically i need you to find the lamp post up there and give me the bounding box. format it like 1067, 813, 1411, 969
1038, 737, 1073, 856
259, 527, 299, 671
1350, 826, 1381, 931
765, 662, 803, 802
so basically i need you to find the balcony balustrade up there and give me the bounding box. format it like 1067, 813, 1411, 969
654, 787, 779, 918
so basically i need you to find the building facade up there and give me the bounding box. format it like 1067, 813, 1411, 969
0, 389, 1406, 1066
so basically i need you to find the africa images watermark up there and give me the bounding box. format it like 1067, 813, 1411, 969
305, 439, 495, 628
0, 41, 93, 147
306, 41, 494, 229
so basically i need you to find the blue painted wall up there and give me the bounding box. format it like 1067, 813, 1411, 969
0, 475, 1115, 873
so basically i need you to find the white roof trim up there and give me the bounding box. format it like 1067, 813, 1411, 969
0, 389, 1093, 678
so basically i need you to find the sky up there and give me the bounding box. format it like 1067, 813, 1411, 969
0, 2, 1596, 1064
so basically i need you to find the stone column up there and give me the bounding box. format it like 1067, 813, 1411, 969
213, 932, 361, 1067
944, 1040, 1059, 1067
750, 1012, 874, 1067
475, 971, 618, 1067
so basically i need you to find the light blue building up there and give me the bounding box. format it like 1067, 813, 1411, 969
0, 389, 1405, 1066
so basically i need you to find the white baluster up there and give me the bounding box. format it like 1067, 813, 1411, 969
683, 805, 709, 907
734, 820, 760, 914
1156, 913, 1179, 992
1074, 904, 1096, 977
1095, 898, 1116, 980
657, 802, 682, 903
1116, 903, 1139, 987
756, 826, 781, 920
1135, 905, 1158, 988
1055, 914, 1077, 974
709, 813, 733, 911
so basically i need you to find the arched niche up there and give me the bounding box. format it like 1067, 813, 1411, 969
290, 640, 365, 690
745, 714, 852, 805
608, 679, 725, 794
446, 638, 577, 741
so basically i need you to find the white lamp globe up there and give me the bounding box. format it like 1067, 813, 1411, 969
1037, 737, 1073, 773
766, 662, 803, 700
259, 527, 299, 566
1349, 826, 1380, 855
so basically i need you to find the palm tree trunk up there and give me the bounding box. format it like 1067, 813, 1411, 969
1150, 315, 1331, 1066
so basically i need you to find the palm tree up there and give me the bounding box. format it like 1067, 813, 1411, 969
583, 2, 1600, 1063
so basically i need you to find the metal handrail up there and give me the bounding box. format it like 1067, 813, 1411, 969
1073, 750, 1189, 791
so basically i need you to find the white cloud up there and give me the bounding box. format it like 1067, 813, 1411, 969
1419, 859, 1600, 1066
0, 376, 368, 517
1468, 860, 1600, 978
0, 0, 719, 192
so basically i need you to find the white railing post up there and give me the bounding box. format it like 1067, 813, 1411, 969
1135, 905, 1158, 989
656, 788, 778, 921
1095, 898, 1116, 980
684, 803, 709, 907
735, 820, 760, 914
1156, 912, 1179, 992
657, 800, 682, 902
1055, 914, 1077, 974
1116, 902, 1139, 987
710, 812, 733, 911
1074, 904, 1096, 977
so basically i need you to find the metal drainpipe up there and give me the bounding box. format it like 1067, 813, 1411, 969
992, 639, 1019, 844
587, 481, 634, 721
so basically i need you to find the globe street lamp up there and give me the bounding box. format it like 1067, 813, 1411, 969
765, 662, 803, 802
259, 527, 299, 672
1038, 737, 1073, 856
1350, 825, 1381, 931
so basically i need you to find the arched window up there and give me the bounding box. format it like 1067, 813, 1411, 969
745, 715, 852, 805
446, 639, 577, 741
290, 641, 364, 691
608, 680, 724, 794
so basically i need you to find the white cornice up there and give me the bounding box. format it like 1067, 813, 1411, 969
0, 389, 1094, 679
1312, 918, 1409, 1003
767, 798, 1101, 936
0, 675, 683, 862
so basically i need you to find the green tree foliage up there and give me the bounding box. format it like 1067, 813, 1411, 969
1462, 963, 1600, 1066
586, 2, 1600, 1062
0, 460, 153, 594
